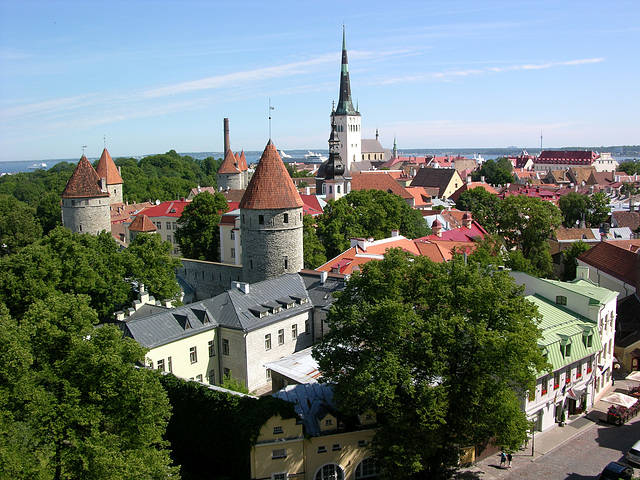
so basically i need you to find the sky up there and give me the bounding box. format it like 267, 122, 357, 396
0, 0, 639, 162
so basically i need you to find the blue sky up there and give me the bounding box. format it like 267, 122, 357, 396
0, 0, 638, 161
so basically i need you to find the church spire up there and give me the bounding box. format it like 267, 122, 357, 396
336, 25, 358, 116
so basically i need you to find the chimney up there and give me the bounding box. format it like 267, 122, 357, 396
305, 186, 311, 195
391, 229, 400, 237
576, 265, 589, 281
100, 177, 107, 190
238, 282, 250, 294
223, 118, 230, 156
462, 212, 472, 229
115, 311, 125, 321
350, 237, 367, 251
466, 175, 472, 185
432, 219, 442, 237
320, 271, 328, 284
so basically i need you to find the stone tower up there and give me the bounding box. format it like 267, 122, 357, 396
239, 140, 304, 284
95, 147, 124, 204
217, 118, 246, 190
61, 155, 111, 235
333, 26, 361, 172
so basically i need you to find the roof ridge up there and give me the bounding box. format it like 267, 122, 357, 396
62, 155, 110, 198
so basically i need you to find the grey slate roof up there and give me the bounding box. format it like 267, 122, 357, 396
361, 139, 384, 153
274, 383, 337, 436
122, 304, 217, 349
300, 271, 345, 311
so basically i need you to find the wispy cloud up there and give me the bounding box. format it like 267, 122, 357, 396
377, 58, 605, 85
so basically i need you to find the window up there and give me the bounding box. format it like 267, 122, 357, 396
168, 356, 172, 373
196, 374, 203, 382
172, 222, 177, 230
208, 370, 215, 384
223, 367, 230, 377
272, 474, 288, 480
355, 458, 379, 479
332, 444, 341, 451
157, 359, 165, 372
265, 334, 272, 350
292, 324, 298, 340
305, 319, 311, 335
278, 329, 285, 345
208, 340, 216, 357
283, 213, 289, 224
230, 248, 236, 258
259, 215, 264, 225
231, 231, 235, 240
358, 440, 367, 447
273, 426, 283, 435
266, 368, 272, 380
325, 419, 333, 427
554, 372, 560, 389
166, 222, 171, 230
189, 347, 197, 363
284, 256, 288, 269
317, 446, 327, 453
315, 464, 343, 480
167, 234, 172, 243
556, 295, 567, 305
222, 339, 229, 355
561, 343, 572, 358
272, 449, 287, 459
584, 334, 593, 348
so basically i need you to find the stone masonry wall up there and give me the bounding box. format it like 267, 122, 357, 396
217, 173, 243, 191
61, 197, 111, 235
240, 207, 303, 284
178, 259, 243, 300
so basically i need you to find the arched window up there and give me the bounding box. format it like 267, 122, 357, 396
355, 458, 380, 479
315, 464, 343, 480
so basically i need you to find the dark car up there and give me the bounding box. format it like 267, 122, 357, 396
599, 461, 634, 480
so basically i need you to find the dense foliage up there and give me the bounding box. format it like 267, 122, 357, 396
314, 250, 548, 479
471, 157, 514, 186
0, 227, 181, 320
558, 192, 610, 228
160, 375, 296, 480
303, 214, 327, 269
0, 296, 179, 479
115, 150, 221, 203
561, 241, 591, 281
175, 191, 229, 262
619, 160, 640, 175
315, 189, 430, 259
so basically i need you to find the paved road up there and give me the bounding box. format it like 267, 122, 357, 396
466, 419, 640, 479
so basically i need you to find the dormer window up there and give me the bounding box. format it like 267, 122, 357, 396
556, 295, 567, 306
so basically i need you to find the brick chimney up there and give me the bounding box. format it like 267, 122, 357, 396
223, 118, 230, 157
432, 219, 442, 237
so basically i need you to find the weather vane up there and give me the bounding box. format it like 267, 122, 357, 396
82, 145, 87, 156
269, 98, 274, 140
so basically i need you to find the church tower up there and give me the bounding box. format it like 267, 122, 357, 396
333, 26, 361, 172
61, 155, 111, 235
239, 140, 304, 284
324, 113, 346, 201
95, 147, 124, 204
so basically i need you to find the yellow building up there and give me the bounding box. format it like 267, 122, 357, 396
250, 383, 379, 480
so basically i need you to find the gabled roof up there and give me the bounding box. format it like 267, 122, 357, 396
578, 241, 639, 286
62, 155, 110, 198
129, 214, 157, 232
218, 149, 241, 174
139, 200, 189, 218
350, 171, 413, 200
536, 150, 599, 165
361, 138, 384, 153
417, 220, 487, 242
300, 194, 325, 216
95, 148, 123, 185
239, 141, 303, 210
612, 211, 640, 231
553, 227, 597, 241
538, 277, 619, 306
237, 150, 248, 171
410, 168, 460, 197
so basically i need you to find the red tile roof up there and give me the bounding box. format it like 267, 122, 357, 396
95, 148, 123, 185
578, 241, 639, 285
62, 155, 110, 198
612, 211, 640, 231
139, 200, 189, 218
300, 194, 324, 216
129, 214, 157, 232
416, 220, 487, 242
218, 149, 240, 174
239, 141, 304, 210
238, 150, 248, 171
535, 150, 598, 166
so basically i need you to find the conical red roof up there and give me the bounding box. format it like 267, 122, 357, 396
95, 148, 123, 185
239, 141, 303, 210
129, 214, 157, 232
238, 150, 248, 172
218, 149, 240, 174
62, 155, 110, 198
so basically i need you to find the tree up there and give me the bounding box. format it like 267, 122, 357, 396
316, 189, 430, 259
36, 191, 63, 234
302, 215, 327, 269
0, 194, 42, 256
455, 187, 501, 233
124, 232, 183, 303
175, 191, 229, 262
561, 241, 591, 281
472, 158, 514, 186
619, 161, 640, 175
0, 294, 179, 479
558, 192, 588, 227
586, 192, 610, 227
498, 196, 562, 276
314, 250, 547, 478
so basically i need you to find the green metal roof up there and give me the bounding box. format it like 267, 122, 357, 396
528, 294, 602, 372
538, 278, 618, 306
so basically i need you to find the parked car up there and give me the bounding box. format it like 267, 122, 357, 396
599, 461, 634, 480
628, 440, 640, 465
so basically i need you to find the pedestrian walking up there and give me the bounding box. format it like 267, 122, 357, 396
507, 453, 512, 468
500, 452, 506, 468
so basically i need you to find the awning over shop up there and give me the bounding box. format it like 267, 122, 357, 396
567, 387, 586, 399
626, 371, 640, 382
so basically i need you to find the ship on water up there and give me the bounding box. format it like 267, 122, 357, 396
28, 162, 47, 169
304, 151, 328, 162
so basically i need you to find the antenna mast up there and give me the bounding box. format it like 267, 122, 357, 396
540, 130, 543, 150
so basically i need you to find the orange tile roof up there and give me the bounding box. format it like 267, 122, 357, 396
239, 140, 303, 210
553, 227, 597, 241
351, 171, 413, 199
129, 214, 157, 232
95, 148, 123, 185
218, 149, 240, 174
62, 155, 110, 198
238, 150, 248, 171
449, 182, 498, 203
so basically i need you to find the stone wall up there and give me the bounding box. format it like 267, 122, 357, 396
240, 207, 303, 284
178, 259, 243, 300
217, 172, 243, 191
61, 197, 111, 235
